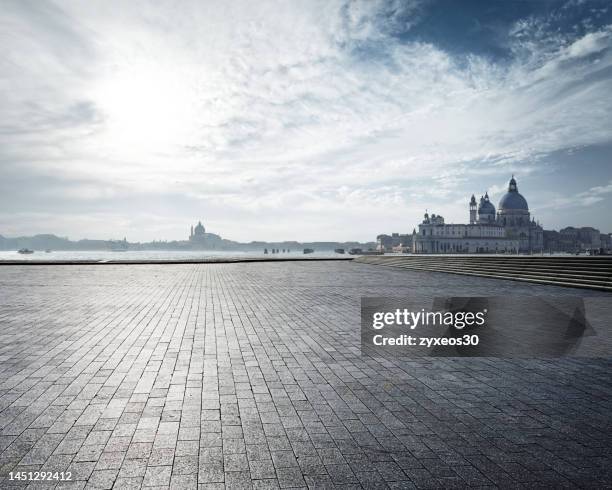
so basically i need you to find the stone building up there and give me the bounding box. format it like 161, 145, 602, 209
543, 228, 611, 254
376, 233, 413, 253
554, 226, 603, 253
542, 230, 561, 252
412, 213, 518, 254
413, 176, 543, 254
601, 233, 612, 253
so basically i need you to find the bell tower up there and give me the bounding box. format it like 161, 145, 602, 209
469, 194, 477, 224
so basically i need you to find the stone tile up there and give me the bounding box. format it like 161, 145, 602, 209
95, 451, 125, 470
86, 469, 118, 489
112, 477, 143, 489
66, 461, 96, 481
170, 473, 197, 489
118, 458, 148, 478
142, 465, 172, 487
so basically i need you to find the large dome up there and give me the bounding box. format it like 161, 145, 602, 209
498, 177, 528, 212
499, 192, 528, 210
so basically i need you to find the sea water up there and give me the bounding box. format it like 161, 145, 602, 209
0, 250, 339, 262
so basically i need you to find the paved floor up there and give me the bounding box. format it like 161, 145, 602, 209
0, 261, 611, 489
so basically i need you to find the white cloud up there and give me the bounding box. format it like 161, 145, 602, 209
541, 180, 612, 209
1, 0, 612, 240
563, 26, 612, 59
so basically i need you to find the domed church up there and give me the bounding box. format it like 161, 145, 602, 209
189, 220, 206, 243
414, 176, 543, 254
496, 176, 543, 252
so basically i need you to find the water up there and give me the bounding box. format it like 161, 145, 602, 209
0, 250, 341, 262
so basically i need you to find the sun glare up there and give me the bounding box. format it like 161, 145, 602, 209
94, 65, 197, 156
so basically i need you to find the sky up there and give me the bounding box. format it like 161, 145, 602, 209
1, 0, 612, 242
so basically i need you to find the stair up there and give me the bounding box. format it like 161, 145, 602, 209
354, 255, 612, 292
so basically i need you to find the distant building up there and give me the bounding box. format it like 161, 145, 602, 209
552, 226, 603, 253
377, 233, 413, 253
544, 228, 612, 254
601, 233, 612, 253
413, 213, 518, 254
413, 176, 543, 254
110, 237, 129, 251
543, 230, 560, 252
189, 221, 206, 244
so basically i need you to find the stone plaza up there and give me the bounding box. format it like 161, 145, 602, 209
0, 261, 611, 489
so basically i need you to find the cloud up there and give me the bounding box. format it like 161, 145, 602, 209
1, 0, 612, 240
563, 26, 612, 59
543, 180, 612, 209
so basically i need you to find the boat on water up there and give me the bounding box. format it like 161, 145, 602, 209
303, 248, 314, 254
18, 248, 34, 254
334, 248, 345, 254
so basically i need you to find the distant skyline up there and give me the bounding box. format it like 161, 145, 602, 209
1, 0, 612, 242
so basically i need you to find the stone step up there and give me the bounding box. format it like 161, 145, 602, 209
371, 260, 612, 279
365, 257, 612, 266
356, 255, 612, 266
392, 263, 612, 287
355, 256, 612, 291
389, 264, 612, 291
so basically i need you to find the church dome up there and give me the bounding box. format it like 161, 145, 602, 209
478, 193, 496, 215
498, 177, 528, 212
194, 221, 205, 234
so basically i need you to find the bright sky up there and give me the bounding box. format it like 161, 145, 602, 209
1, 0, 612, 242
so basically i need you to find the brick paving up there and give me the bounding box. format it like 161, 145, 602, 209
0, 261, 611, 489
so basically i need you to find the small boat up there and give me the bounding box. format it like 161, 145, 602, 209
334, 248, 345, 254
303, 248, 314, 254
348, 248, 362, 255
18, 248, 34, 254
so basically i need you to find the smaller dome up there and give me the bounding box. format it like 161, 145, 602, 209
478, 193, 496, 215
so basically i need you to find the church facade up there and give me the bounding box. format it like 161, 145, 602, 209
413, 176, 543, 254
